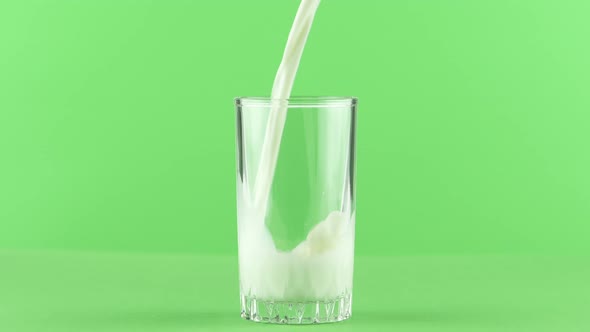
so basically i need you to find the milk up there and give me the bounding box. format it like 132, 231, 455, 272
252, 0, 321, 213
238, 0, 354, 301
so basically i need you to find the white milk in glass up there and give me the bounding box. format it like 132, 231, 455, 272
238, 0, 354, 302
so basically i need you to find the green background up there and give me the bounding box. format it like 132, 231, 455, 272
1, 0, 590, 255
1, 0, 590, 331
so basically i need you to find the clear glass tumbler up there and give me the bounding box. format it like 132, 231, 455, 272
235, 97, 358, 324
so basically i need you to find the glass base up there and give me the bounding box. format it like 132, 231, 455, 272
240, 292, 352, 324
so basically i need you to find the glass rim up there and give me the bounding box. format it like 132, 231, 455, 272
235, 96, 358, 108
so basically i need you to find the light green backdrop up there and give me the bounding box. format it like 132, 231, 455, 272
1, 0, 589, 255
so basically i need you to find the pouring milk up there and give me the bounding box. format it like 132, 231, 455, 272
239, 0, 354, 300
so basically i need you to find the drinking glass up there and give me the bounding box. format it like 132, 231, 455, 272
235, 97, 358, 324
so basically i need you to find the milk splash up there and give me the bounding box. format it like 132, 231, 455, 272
239, 0, 354, 301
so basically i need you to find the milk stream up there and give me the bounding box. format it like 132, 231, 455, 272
252, 0, 321, 214
239, 0, 354, 301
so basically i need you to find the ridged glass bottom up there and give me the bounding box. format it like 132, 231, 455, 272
240, 292, 352, 324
